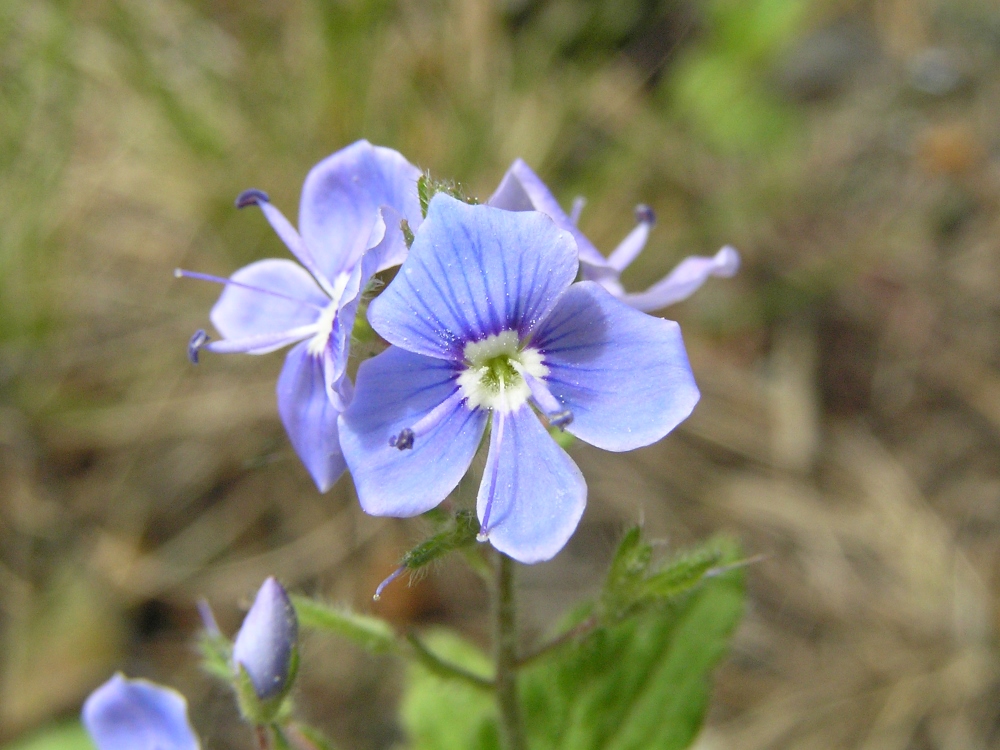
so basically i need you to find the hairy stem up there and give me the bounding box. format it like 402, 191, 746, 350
405, 632, 495, 691
494, 553, 527, 750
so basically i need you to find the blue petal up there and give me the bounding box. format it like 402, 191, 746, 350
232, 577, 298, 700
532, 282, 700, 452
619, 245, 741, 311
209, 259, 326, 354
367, 196, 578, 360
339, 346, 488, 516
488, 159, 608, 270
477, 406, 586, 564
298, 140, 422, 283
82, 674, 199, 750
277, 341, 348, 493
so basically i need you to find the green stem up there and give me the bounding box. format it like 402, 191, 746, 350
516, 613, 599, 669
405, 632, 495, 691
494, 553, 527, 750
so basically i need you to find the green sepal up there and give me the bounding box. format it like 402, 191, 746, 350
197, 627, 233, 682
401, 218, 415, 248
233, 647, 298, 726
399, 509, 480, 573
417, 172, 478, 217
292, 596, 397, 654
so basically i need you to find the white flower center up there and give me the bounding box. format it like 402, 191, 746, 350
457, 330, 547, 413
307, 302, 338, 356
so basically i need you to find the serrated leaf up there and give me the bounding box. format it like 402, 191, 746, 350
522, 545, 744, 750
292, 597, 396, 654
400, 630, 499, 750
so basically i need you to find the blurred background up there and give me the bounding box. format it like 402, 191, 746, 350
3, 0, 1000, 747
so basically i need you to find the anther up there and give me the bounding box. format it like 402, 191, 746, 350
188, 329, 210, 364
235, 189, 270, 209
634, 204, 656, 225
389, 428, 415, 450
548, 409, 573, 429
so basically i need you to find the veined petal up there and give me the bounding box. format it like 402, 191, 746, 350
488, 159, 608, 270
83, 674, 199, 750
533, 282, 700, 452
277, 341, 348, 493
298, 140, 422, 283
619, 245, 741, 311
339, 346, 488, 516
477, 405, 586, 564
368, 195, 578, 360
209, 259, 326, 352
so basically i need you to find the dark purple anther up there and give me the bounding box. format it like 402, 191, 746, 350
235, 189, 270, 209
634, 204, 655, 226
188, 329, 210, 364
390, 428, 415, 450
549, 410, 573, 429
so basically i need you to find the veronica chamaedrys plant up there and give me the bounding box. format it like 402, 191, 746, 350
178, 141, 422, 491
489, 159, 740, 310
339, 195, 700, 564
231, 577, 298, 722
82, 674, 199, 750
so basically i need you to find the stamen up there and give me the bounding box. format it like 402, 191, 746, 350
235, 188, 270, 209
513, 364, 573, 429
634, 204, 656, 226
188, 329, 210, 364
570, 196, 586, 225
478, 409, 506, 541
606, 204, 656, 273
389, 428, 415, 450
174, 268, 326, 310
373, 566, 406, 601
389, 390, 463, 451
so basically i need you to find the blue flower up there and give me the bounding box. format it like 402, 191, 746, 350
232, 577, 298, 702
339, 195, 700, 564
489, 159, 740, 310
178, 141, 422, 492
82, 674, 199, 750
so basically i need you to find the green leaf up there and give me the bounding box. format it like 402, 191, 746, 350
2, 723, 92, 750
292, 596, 397, 654
399, 630, 499, 750
522, 542, 745, 750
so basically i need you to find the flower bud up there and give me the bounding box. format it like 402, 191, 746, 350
82, 674, 199, 750
232, 577, 298, 721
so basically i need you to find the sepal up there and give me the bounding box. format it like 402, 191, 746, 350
233, 651, 299, 726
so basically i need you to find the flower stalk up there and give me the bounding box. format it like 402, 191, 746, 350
494, 552, 527, 750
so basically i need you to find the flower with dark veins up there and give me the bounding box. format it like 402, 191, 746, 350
83, 674, 199, 750
177, 141, 422, 492
488, 159, 740, 310
339, 195, 700, 564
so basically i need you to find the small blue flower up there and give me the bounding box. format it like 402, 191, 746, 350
232, 577, 298, 702
339, 195, 700, 564
177, 141, 422, 492
82, 674, 199, 750
489, 159, 740, 310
